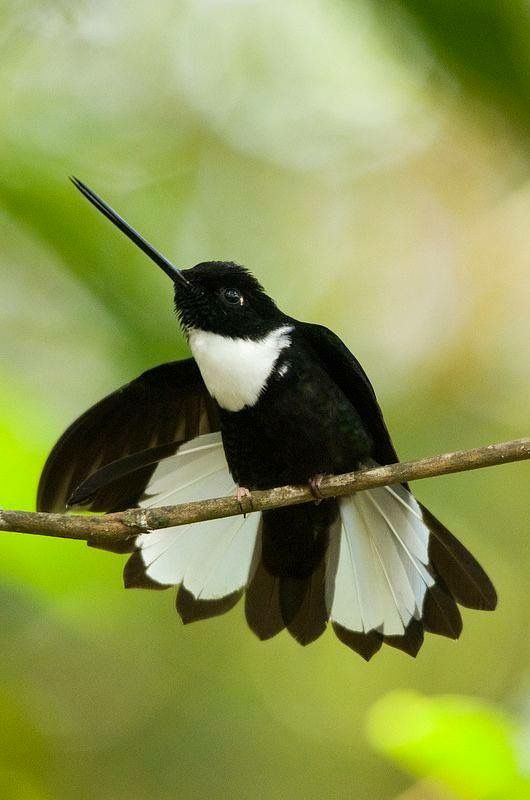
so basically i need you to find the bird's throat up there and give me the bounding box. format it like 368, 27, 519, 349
188, 326, 293, 412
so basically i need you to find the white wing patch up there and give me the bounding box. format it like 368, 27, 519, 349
329, 486, 434, 636
136, 432, 261, 599
187, 325, 293, 411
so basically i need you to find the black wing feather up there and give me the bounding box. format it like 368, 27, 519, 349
422, 504, 497, 611
298, 321, 496, 652
37, 359, 219, 513
68, 440, 182, 507
297, 322, 399, 466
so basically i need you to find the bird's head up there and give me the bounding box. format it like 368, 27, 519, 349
70, 179, 286, 340
174, 261, 282, 338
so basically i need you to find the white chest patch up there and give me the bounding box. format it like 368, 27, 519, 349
188, 325, 293, 412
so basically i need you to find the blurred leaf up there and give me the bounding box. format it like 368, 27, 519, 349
366, 691, 530, 799
386, 1, 530, 139
0, 158, 191, 367
0, 690, 54, 800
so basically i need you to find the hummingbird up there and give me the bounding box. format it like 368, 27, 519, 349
37, 178, 497, 659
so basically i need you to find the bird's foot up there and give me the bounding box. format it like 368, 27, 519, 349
308, 474, 326, 504
235, 485, 253, 516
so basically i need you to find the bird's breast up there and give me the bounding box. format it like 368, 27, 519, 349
187, 325, 293, 412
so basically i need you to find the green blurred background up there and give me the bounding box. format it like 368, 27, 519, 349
1, 2, 529, 798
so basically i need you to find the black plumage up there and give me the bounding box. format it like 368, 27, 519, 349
37, 179, 497, 659
38, 359, 219, 513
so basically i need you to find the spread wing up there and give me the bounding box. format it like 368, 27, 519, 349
297, 321, 496, 657
297, 322, 399, 466
37, 359, 220, 513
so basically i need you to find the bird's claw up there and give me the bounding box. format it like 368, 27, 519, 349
308, 474, 326, 504
235, 486, 253, 516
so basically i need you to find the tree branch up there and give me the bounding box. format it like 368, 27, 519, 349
1, 436, 528, 546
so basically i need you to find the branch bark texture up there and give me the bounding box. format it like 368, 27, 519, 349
1, 437, 528, 546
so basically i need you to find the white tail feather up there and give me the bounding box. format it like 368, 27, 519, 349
185, 514, 261, 599
330, 486, 434, 636
362, 493, 417, 625
136, 432, 260, 598
325, 517, 363, 631
376, 486, 434, 616
332, 497, 385, 632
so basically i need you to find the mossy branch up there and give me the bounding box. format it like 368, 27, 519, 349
0, 437, 528, 547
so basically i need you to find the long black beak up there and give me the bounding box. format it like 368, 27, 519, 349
70, 177, 190, 287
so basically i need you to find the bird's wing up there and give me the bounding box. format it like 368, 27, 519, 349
37, 359, 220, 513
297, 322, 399, 466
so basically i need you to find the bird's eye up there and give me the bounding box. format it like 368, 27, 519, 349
221, 287, 243, 306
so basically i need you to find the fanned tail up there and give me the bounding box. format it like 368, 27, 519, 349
116, 435, 494, 658
326, 481, 496, 659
